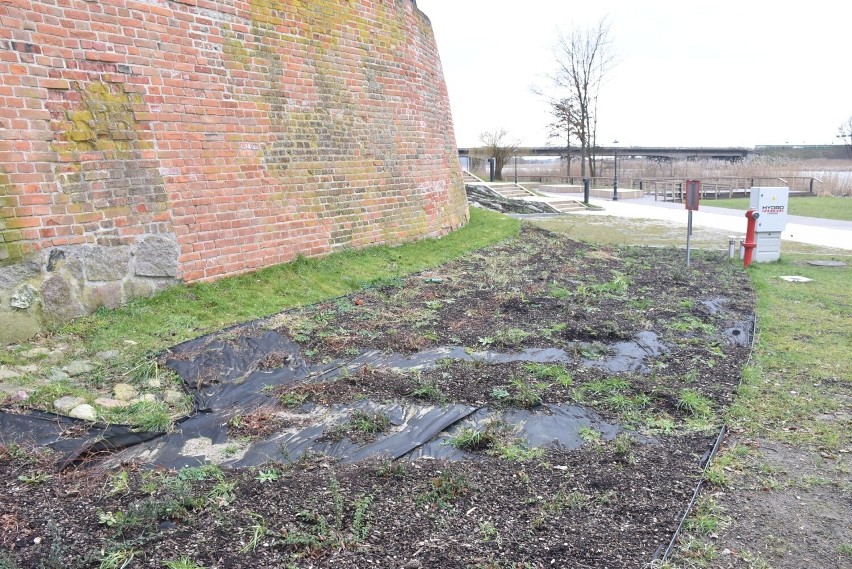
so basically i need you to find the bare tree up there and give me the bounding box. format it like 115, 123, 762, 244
545, 96, 581, 177
478, 129, 519, 181
839, 116, 852, 158
550, 18, 615, 178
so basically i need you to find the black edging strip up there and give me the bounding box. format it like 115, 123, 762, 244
656, 311, 759, 564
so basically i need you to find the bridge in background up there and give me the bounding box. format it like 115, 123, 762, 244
459, 146, 753, 161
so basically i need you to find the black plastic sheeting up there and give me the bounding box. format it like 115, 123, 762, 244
94, 327, 633, 470
2, 315, 752, 470
0, 409, 161, 469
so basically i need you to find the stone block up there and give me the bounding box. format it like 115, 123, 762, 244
83, 282, 124, 311
54, 395, 86, 414
68, 403, 97, 421
0, 309, 43, 346
41, 275, 85, 327
134, 234, 179, 277
81, 245, 130, 282
0, 254, 42, 290
10, 283, 38, 309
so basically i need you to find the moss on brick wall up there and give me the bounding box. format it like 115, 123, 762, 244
1, 0, 467, 289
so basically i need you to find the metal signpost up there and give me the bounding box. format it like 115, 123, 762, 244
684, 180, 701, 266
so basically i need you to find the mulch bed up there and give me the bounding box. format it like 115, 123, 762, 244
1, 225, 754, 568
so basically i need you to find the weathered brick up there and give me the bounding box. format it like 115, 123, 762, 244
1, 0, 467, 330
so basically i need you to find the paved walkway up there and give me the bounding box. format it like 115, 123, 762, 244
535, 191, 852, 251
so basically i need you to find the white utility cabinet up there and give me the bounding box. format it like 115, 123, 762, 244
749, 186, 789, 262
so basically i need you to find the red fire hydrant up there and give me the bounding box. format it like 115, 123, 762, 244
743, 209, 759, 267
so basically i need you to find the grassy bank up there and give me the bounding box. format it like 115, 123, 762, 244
707, 196, 852, 221
63, 208, 521, 362
730, 257, 851, 447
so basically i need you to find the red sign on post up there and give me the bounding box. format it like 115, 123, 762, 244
685, 180, 701, 211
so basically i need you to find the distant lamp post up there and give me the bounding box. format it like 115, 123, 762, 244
514, 153, 518, 184
612, 139, 620, 201
839, 133, 852, 159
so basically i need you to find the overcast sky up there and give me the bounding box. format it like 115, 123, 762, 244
415, 0, 852, 149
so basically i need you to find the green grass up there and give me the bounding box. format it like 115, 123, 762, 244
708, 196, 852, 221
531, 215, 851, 255
728, 256, 852, 449
61, 208, 520, 366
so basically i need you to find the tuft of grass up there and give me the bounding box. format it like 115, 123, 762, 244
677, 389, 714, 419
164, 558, 204, 569
348, 410, 391, 434
507, 376, 545, 408
416, 472, 471, 509
524, 363, 572, 387
448, 426, 497, 451
103, 400, 174, 432
408, 375, 446, 403
683, 496, 725, 536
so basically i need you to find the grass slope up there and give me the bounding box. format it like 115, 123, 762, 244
61, 208, 521, 364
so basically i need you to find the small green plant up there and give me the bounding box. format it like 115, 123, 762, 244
493, 440, 545, 462
524, 363, 572, 387
17, 471, 51, 485
349, 410, 391, 434
837, 543, 852, 557
548, 284, 570, 299
508, 376, 545, 408
108, 470, 130, 496
612, 432, 635, 455
178, 464, 224, 482
374, 460, 405, 478
241, 512, 268, 553
408, 376, 446, 403
448, 426, 495, 451
221, 444, 240, 458
98, 547, 138, 569
578, 426, 601, 444
256, 468, 281, 483
677, 389, 714, 419
645, 415, 677, 435
478, 521, 499, 542
164, 558, 204, 569
491, 387, 511, 401
496, 327, 531, 348
352, 494, 374, 542
670, 315, 715, 334
97, 510, 125, 527
279, 391, 309, 408
589, 272, 630, 296
208, 480, 237, 507
416, 472, 471, 509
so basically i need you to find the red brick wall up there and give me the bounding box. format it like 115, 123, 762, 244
0, 0, 468, 282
